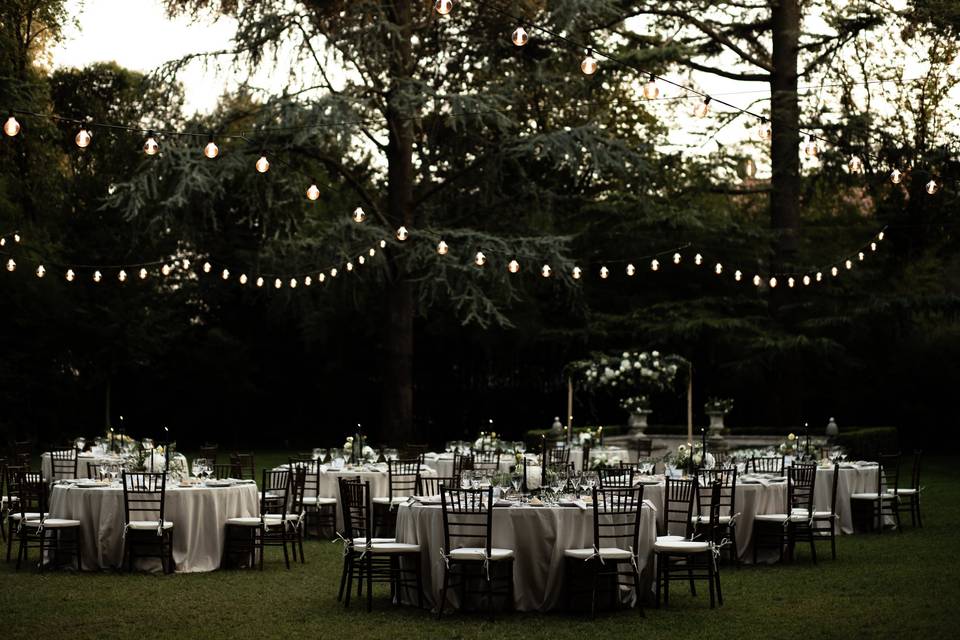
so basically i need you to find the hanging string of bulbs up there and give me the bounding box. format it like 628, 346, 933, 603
440, 0, 946, 196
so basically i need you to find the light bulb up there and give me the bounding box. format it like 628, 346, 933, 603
694, 97, 711, 118
788, 277, 795, 288
580, 49, 598, 75
507, 259, 519, 273
769, 277, 778, 288
203, 137, 219, 159
66, 269, 75, 282
878, 231, 885, 241
139, 268, 147, 280
118, 269, 127, 282
346, 261, 354, 271
642, 76, 659, 100
600, 266, 609, 279
3, 114, 20, 137
352, 207, 366, 223
75, 127, 92, 148
714, 263, 722, 275
511, 25, 528, 46
203, 262, 211, 273
304, 276, 312, 286
380, 240, 387, 248
274, 278, 281, 289
306, 184, 320, 201
870, 242, 877, 252
816, 272, 823, 282
758, 120, 772, 142
437, 240, 449, 255
290, 278, 297, 288
541, 264, 552, 278
182, 258, 190, 269
803, 275, 811, 286
753, 275, 761, 287
256, 277, 264, 287
93, 270, 102, 282
475, 251, 486, 267
848, 156, 863, 174
434, 0, 453, 15
735, 270, 742, 281
161, 264, 171, 276
845, 259, 853, 270
255, 155, 270, 173
694, 253, 703, 265
673, 253, 681, 264
5, 258, 15, 272
221, 269, 230, 280
626, 264, 636, 276
0, 238, 4, 246
330, 268, 338, 278
831, 266, 839, 277
36, 265, 45, 278
741, 158, 757, 179
889, 168, 903, 184
239, 273, 248, 284
358, 255, 365, 265
803, 137, 819, 158
369, 248, 375, 257
858, 252, 865, 261
318, 273, 326, 283
572, 266, 582, 280
926, 179, 939, 195
143, 133, 159, 156
12, 233, 18, 243
396, 226, 408, 241
651, 259, 659, 271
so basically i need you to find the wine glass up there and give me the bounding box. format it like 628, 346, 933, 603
75, 437, 86, 453
312, 448, 323, 461
385, 448, 399, 462
510, 473, 522, 498
192, 457, 208, 481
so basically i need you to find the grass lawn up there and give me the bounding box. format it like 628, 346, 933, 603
2, 454, 957, 639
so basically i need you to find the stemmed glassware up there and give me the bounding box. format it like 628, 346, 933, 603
514, 441, 526, 455
192, 457, 209, 482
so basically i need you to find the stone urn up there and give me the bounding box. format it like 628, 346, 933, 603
706, 411, 729, 450
627, 410, 652, 439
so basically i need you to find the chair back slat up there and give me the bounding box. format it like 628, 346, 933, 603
592, 486, 645, 550
230, 453, 256, 481
696, 467, 737, 518
388, 459, 422, 500
598, 467, 634, 489
338, 478, 371, 541
663, 477, 697, 538
441, 486, 494, 556
750, 456, 785, 475
50, 449, 79, 482
121, 471, 167, 523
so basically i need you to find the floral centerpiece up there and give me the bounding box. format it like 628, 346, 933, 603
778, 432, 798, 455
588, 450, 624, 470
473, 431, 502, 451
343, 436, 376, 464
664, 443, 691, 477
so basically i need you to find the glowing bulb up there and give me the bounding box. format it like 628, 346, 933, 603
858, 252, 865, 261
396, 226, 409, 241
694, 253, 702, 265
734, 270, 742, 281
290, 278, 297, 288
599, 266, 609, 279
803, 275, 811, 286
161, 264, 171, 276
845, 259, 852, 270
694, 97, 711, 118
889, 168, 903, 184
139, 268, 147, 280
239, 274, 248, 284
36, 265, 45, 278
274, 278, 282, 289
870, 242, 877, 252
848, 156, 863, 174
580, 49, 598, 75
330, 268, 338, 278
0, 238, 4, 246
878, 231, 885, 241
831, 266, 839, 277
256, 277, 264, 287
3, 114, 20, 137
66, 269, 75, 282
572, 266, 582, 280
75, 127, 92, 148
318, 273, 326, 283
741, 158, 757, 179
626, 264, 636, 276
346, 261, 354, 272
3, 258, 13, 272
369, 248, 375, 257
508, 259, 520, 273
753, 275, 761, 287
926, 180, 939, 195
380, 240, 387, 249
203, 262, 211, 273
93, 270, 102, 283
143, 134, 159, 156
474, 251, 486, 267
352, 207, 366, 223
714, 263, 722, 275
437, 240, 449, 255
816, 272, 823, 282
651, 259, 659, 271
541, 264, 552, 278
182, 259, 190, 269
255, 155, 270, 173
511, 25, 528, 46
304, 276, 312, 286
642, 76, 659, 100
203, 137, 219, 159
358, 255, 365, 265
306, 184, 320, 201
758, 120, 772, 142
434, 0, 453, 15
673, 253, 681, 264
221, 269, 230, 280
118, 269, 127, 282
769, 277, 778, 288
803, 137, 819, 158
788, 277, 795, 288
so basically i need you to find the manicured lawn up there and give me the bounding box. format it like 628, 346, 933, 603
2, 456, 957, 639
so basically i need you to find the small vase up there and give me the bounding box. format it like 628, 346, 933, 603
628, 410, 652, 439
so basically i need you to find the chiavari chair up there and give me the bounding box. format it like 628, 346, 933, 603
469, 451, 502, 473
749, 455, 785, 475
289, 458, 337, 539
373, 459, 422, 538
400, 443, 429, 459
121, 471, 174, 573
338, 477, 423, 611
564, 485, 646, 617
4, 465, 34, 563
753, 463, 818, 563
0, 457, 10, 544
281, 465, 307, 564
694, 467, 739, 564
224, 468, 293, 570
15, 470, 82, 572
654, 480, 723, 609
598, 466, 635, 489
851, 453, 901, 533
810, 461, 841, 559
659, 477, 697, 541
889, 450, 923, 528
199, 443, 219, 465
416, 475, 459, 496
13, 441, 32, 468
635, 439, 654, 460
210, 463, 234, 480
49, 449, 79, 483
230, 452, 256, 481
438, 486, 514, 620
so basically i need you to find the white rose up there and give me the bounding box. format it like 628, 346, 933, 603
622, 351, 630, 358
652, 350, 660, 357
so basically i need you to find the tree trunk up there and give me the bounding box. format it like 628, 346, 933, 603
382, 0, 416, 442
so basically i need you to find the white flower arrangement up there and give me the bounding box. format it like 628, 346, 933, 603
570, 350, 686, 415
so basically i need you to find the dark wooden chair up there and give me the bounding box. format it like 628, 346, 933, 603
851, 453, 901, 533
229, 452, 256, 481
373, 459, 421, 538
49, 449, 79, 483
598, 466, 635, 489
749, 456, 785, 475
660, 477, 697, 540
438, 486, 514, 620
290, 458, 337, 539
4, 464, 31, 562
224, 468, 294, 570
753, 463, 818, 563
416, 475, 459, 496
564, 485, 646, 617
16, 470, 82, 571
890, 450, 923, 528
695, 467, 739, 564
121, 471, 174, 573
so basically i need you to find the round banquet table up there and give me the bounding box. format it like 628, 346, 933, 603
395, 499, 658, 612
640, 463, 881, 562
41, 452, 121, 482
48, 481, 259, 572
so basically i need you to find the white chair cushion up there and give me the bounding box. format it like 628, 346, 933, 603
886, 488, 918, 495
691, 514, 733, 524
791, 508, 834, 519
368, 542, 421, 554
372, 496, 410, 505
264, 513, 301, 522
23, 518, 80, 529
448, 547, 514, 561
656, 535, 687, 543
563, 547, 633, 560
654, 540, 710, 553
302, 496, 337, 506
9, 512, 45, 521
226, 516, 265, 526
755, 513, 789, 523
127, 520, 174, 530
851, 492, 896, 501
352, 537, 395, 546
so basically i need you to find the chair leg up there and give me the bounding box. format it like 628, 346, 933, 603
916, 496, 923, 528
809, 529, 817, 565
729, 526, 740, 567
487, 568, 496, 622
707, 556, 716, 609
338, 554, 351, 601
663, 555, 670, 607
366, 556, 373, 612
688, 564, 697, 596
281, 537, 291, 569
344, 554, 354, 608
437, 566, 450, 619
714, 557, 723, 606
632, 561, 645, 617
654, 554, 661, 608
590, 562, 599, 618
415, 554, 424, 610
5, 520, 13, 562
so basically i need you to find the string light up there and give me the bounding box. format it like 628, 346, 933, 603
580, 49, 598, 75
434, 0, 453, 15
858, 251, 865, 261
330, 268, 338, 278
878, 231, 885, 241
831, 266, 839, 277
600, 266, 609, 279
758, 119, 772, 142
769, 277, 778, 288
118, 269, 127, 282
221, 268, 230, 280
889, 168, 903, 184
3, 114, 20, 137
358, 255, 365, 265
380, 240, 387, 248
161, 264, 171, 276
256, 277, 264, 287
66, 269, 75, 282
182, 258, 190, 269
694, 253, 702, 266
642, 75, 659, 100
143, 132, 159, 156
369, 248, 376, 257
318, 273, 326, 283
816, 272, 823, 282
845, 259, 853, 270
290, 278, 297, 288
803, 136, 819, 158
870, 242, 877, 251
352, 207, 366, 223
346, 261, 354, 272
306, 184, 320, 201
274, 278, 282, 289
36, 265, 45, 278
139, 268, 147, 280
926, 179, 939, 195
848, 156, 864, 174
694, 97, 711, 118
715, 263, 722, 275
473, 251, 486, 267
626, 264, 636, 276
788, 277, 795, 288
572, 266, 582, 280
93, 270, 102, 283
511, 24, 528, 46
304, 276, 312, 286
673, 253, 681, 264
239, 273, 248, 284
255, 155, 270, 173
541, 264, 552, 278
752, 275, 761, 286
5, 258, 14, 272
437, 240, 449, 255
735, 270, 742, 281
508, 259, 520, 273
396, 226, 409, 241
12, 233, 18, 243
651, 259, 659, 271
203, 136, 219, 159
75, 126, 92, 148
203, 262, 211, 273
803, 275, 811, 286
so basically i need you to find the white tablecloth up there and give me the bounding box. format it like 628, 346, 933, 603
48, 482, 258, 572
395, 500, 657, 612
41, 452, 120, 482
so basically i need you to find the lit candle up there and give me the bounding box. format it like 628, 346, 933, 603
701, 427, 707, 463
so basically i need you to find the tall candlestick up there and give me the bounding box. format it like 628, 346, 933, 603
701, 427, 706, 463
566, 377, 573, 446
687, 366, 694, 446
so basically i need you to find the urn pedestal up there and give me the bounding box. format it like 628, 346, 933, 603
706, 411, 729, 451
